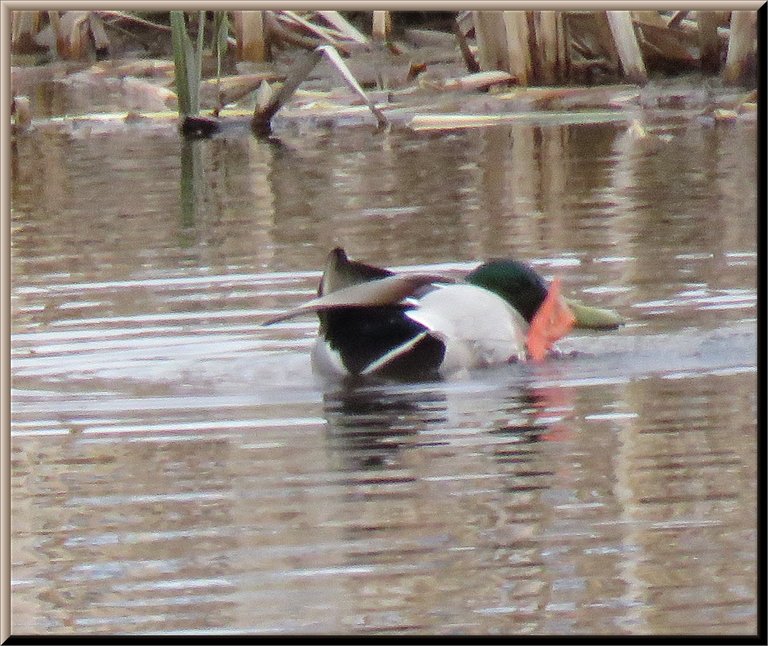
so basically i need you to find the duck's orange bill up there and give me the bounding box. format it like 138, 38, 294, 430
526, 277, 576, 362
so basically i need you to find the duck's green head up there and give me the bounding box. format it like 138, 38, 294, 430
465, 259, 549, 323
466, 259, 625, 330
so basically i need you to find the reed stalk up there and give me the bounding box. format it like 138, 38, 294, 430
723, 11, 757, 85
372, 11, 391, 42
211, 12, 230, 112
234, 11, 268, 62
697, 12, 720, 73
171, 10, 205, 117
605, 11, 647, 84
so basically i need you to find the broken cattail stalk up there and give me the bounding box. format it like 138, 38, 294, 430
11, 10, 43, 53
606, 11, 648, 84
314, 11, 369, 44
252, 46, 323, 129
234, 11, 268, 62
372, 11, 391, 42
439, 70, 515, 92
265, 11, 350, 56
278, 10, 343, 48
667, 11, 689, 29
200, 73, 282, 110
95, 10, 171, 33
12, 96, 32, 133
409, 111, 631, 131
584, 12, 621, 74
503, 12, 532, 85
555, 11, 569, 81
697, 11, 721, 73
723, 10, 757, 86
171, 10, 205, 117
252, 44, 388, 133
635, 19, 698, 69
473, 12, 508, 75
67, 12, 90, 60
452, 19, 480, 73
88, 12, 110, 56
473, 11, 536, 84
47, 11, 66, 58
535, 11, 567, 85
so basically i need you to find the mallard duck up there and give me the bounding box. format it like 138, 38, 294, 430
265, 248, 623, 380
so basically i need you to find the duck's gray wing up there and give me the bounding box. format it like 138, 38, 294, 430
263, 273, 455, 325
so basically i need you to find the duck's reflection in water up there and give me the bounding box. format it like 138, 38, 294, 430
320, 375, 577, 473
315, 377, 586, 633
322, 382, 447, 471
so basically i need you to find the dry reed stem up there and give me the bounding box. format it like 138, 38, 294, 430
264, 12, 350, 56
473, 12, 506, 74
67, 12, 90, 60
11, 11, 42, 49
636, 20, 697, 67
235, 11, 268, 63
252, 45, 388, 131
452, 18, 479, 73
278, 11, 343, 48
372, 11, 391, 42
97, 11, 171, 32
696, 12, 721, 73
88, 13, 111, 54
314, 11, 369, 44
606, 11, 647, 84
435, 70, 515, 92
555, 12, 569, 81
536, 11, 562, 84
12, 96, 32, 132
503, 12, 532, 85
723, 11, 757, 85
409, 110, 630, 131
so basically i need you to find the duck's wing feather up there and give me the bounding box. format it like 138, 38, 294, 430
263, 273, 454, 325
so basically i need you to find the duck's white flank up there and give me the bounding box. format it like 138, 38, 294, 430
405, 283, 529, 376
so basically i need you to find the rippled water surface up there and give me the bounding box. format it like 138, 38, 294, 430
10, 115, 758, 635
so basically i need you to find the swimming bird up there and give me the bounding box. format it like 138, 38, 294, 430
265, 248, 623, 380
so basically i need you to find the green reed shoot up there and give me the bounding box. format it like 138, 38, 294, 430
171, 11, 205, 117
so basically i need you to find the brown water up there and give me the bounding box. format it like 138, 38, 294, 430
10, 115, 758, 635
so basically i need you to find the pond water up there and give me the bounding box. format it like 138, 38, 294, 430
10, 112, 758, 635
